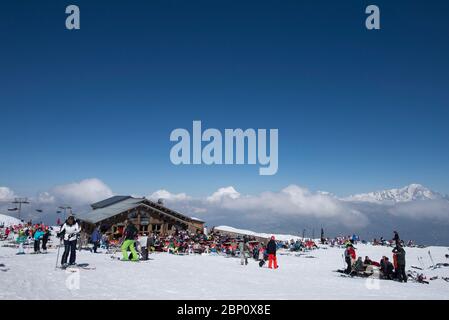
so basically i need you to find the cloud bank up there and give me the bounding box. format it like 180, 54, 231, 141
2, 179, 449, 244
0, 187, 16, 201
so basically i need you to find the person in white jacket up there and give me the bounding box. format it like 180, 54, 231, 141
58, 216, 81, 267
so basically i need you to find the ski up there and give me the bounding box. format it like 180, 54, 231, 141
110, 255, 152, 262
428, 250, 436, 269
58, 263, 96, 271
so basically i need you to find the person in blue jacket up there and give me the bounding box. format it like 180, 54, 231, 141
91, 227, 102, 253
33, 227, 44, 253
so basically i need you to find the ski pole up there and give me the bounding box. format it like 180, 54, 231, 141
418, 257, 424, 269
55, 238, 62, 269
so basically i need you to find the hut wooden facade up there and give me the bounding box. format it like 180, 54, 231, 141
77, 196, 205, 237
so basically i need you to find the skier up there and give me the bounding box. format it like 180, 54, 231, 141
267, 236, 278, 269
320, 228, 325, 244
344, 243, 356, 274
33, 227, 44, 253
393, 231, 400, 246
91, 227, 101, 253
58, 215, 81, 267
392, 245, 407, 283
41, 227, 50, 253
239, 238, 250, 266
121, 220, 139, 261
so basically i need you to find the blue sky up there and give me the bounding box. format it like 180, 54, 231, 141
1, 0, 449, 198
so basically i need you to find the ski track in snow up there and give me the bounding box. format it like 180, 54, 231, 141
1, 243, 448, 300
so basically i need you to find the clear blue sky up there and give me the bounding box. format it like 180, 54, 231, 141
1, 0, 448, 197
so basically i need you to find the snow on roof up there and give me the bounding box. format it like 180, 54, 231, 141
214, 226, 302, 242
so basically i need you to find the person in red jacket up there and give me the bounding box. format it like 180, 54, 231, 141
266, 236, 278, 269
344, 243, 356, 274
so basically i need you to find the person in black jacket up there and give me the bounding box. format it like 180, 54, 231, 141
380, 256, 394, 280
41, 227, 50, 253
121, 220, 139, 261
392, 245, 407, 282
393, 231, 400, 246
267, 236, 278, 269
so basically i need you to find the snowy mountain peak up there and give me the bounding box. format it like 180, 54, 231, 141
343, 184, 443, 203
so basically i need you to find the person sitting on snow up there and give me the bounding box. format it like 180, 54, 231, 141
350, 257, 367, 276
364, 256, 380, 267
380, 256, 394, 280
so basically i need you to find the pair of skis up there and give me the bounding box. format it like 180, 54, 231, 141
58, 263, 96, 272
110, 255, 153, 262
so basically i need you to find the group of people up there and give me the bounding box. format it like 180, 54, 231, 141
343, 231, 408, 282
372, 231, 415, 247
0, 222, 52, 254
2, 218, 415, 280
80, 220, 281, 269
286, 238, 318, 252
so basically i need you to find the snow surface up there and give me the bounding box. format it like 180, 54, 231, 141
1, 238, 449, 299
214, 226, 302, 242
0, 214, 22, 227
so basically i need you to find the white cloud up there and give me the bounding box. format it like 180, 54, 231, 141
149, 189, 191, 201
387, 199, 449, 220
207, 185, 368, 227
51, 178, 114, 205
37, 191, 56, 204
206, 186, 241, 203
155, 184, 368, 228
0, 187, 16, 200
5, 180, 448, 236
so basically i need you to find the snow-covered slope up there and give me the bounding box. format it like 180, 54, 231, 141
0, 240, 448, 299
343, 184, 444, 203
0, 213, 21, 227
215, 226, 302, 241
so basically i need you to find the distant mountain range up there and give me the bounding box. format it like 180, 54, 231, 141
343, 184, 447, 203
